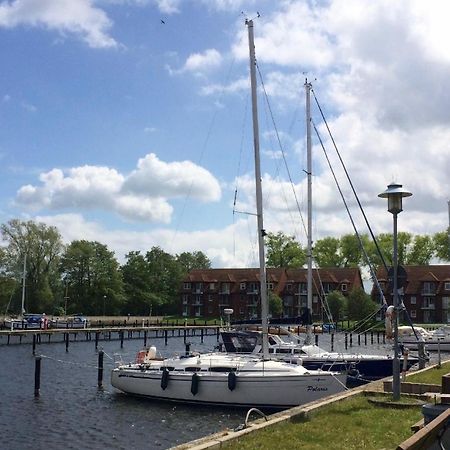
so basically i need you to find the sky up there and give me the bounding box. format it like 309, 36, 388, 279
0, 0, 449, 269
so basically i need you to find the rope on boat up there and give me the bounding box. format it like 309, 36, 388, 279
38, 353, 114, 369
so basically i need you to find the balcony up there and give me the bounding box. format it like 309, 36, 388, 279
421, 289, 436, 296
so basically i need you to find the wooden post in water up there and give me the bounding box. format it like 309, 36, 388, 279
364, 332, 367, 346
216, 327, 220, 341
164, 330, 168, 346
349, 333, 353, 347
34, 355, 41, 397
315, 334, 319, 346
120, 331, 124, 348
144, 330, 147, 347
183, 328, 187, 344
98, 350, 104, 388
65, 333, 69, 352
32, 334, 36, 355
331, 333, 334, 351
201, 328, 204, 344
95, 332, 99, 350
345, 333, 348, 350
371, 331, 374, 345
358, 334, 361, 346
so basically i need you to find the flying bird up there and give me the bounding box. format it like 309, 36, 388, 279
161, 19, 165, 24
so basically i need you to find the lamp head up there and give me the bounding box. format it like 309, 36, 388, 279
378, 182, 412, 214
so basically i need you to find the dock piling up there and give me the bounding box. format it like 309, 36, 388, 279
98, 349, 104, 388
34, 356, 41, 397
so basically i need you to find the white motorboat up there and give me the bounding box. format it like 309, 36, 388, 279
111, 20, 347, 408
398, 326, 450, 352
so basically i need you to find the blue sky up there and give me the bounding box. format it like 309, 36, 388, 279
0, 0, 449, 268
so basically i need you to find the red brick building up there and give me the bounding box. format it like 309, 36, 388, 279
181, 267, 363, 320
372, 265, 450, 323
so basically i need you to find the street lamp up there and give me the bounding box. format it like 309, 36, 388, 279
103, 295, 106, 317
378, 182, 412, 401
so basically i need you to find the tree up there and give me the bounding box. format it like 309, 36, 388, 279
434, 230, 450, 262
326, 290, 347, 323
346, 288, 378, 321
340, 234, 370, 267
146, 246, 184, 314
60, 240, 124, 315
313, 237, 343, 267
268, 291, 283, 317
266, 232, 305, 268
1, 219, 64, 313
405, 235, 434, 265
176, 251, 211, 274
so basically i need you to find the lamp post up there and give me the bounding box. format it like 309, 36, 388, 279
378, 182, 412, 401
103, 295, 106, 317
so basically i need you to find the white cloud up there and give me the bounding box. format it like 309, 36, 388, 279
124, 153, 221, 202
0, 0, 117, 48
168, 49, 223, 77
153, 0, 180, 14
36, 213, 259, 267
16, 153, 221, 223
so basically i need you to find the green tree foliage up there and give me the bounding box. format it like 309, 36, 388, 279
326, 290, 347, 323
434, 230, 450, 262
60, 240, 124, 315
406, 235, 435, 265
176, 251, 211, 274
346, 288, 378, 321
1, 219, 64, 313
266, 232, 306, 268
268, 291, 283, 317
313, 237, 343, 267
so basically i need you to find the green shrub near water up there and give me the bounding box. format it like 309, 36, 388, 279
224, 395, 422, 450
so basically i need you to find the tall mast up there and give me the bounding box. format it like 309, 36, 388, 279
305, 80, 313, 345
247, 19, 269, 360
21, 253, 26, 317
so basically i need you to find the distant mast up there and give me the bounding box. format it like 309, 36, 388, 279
246, 19, 269, 360
20, 253, 26, 317
305, 79, 313, 345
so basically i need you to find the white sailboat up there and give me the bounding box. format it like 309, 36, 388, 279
111, 20, 347, 408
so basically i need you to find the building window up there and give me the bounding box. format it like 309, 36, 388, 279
410, 296, 416, 304
443, 297, 450, 309
182, 294, 189, 304
423, 297, 435, 309
313, 295, 318, 303
410, 310, 416, 318
286, 283, 292, 292
240, 282, 246, 290
267, 282, 273, 291
341, 283, 347, 292
445, 282, 450, 291
208, 306, 213, 314
209, 283, 215, 290
183, 282, 191, 290
422, 281, 436, 295
208, 295, 213, 302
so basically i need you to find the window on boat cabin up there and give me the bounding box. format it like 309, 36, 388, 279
445, 282, 450, 291
240, 282, 246, 290
209, 283, 215, 290
410, 310, 417, 318
183, 282, 191, 290
341, 283, 347, 292
410, 296, 416, 304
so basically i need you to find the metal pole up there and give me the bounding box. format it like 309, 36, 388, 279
392, 212, 401, 400
247, 19, 268, 360
305, 80, 313, 345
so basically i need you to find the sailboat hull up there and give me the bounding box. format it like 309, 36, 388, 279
111, 365, 346, 408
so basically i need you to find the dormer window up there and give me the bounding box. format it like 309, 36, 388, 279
341, 283, 347, 292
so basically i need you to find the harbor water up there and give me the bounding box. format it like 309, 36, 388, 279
0, 330, 429, 449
